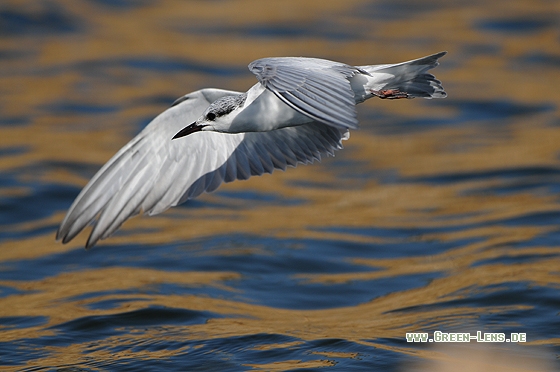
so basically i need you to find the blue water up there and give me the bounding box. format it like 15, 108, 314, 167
1, 0, 559, 370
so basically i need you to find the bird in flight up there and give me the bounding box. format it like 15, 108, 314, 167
57, 51, 447, 248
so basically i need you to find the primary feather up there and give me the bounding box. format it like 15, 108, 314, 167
57, 52, 447, 248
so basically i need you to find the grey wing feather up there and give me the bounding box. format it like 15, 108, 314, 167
57, 87, 348, 248
249, 57, 364, 129
57, 88, 240, 247
176, 122, 348, 205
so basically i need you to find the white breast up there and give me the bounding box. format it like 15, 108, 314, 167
229, 83, 313, 132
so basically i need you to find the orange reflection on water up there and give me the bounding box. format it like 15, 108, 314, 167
0, 0, 559, 369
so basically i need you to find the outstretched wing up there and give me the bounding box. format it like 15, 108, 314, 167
57, 88, 348, 248
248, 57, 366, 130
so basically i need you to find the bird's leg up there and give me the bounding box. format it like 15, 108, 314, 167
371, 89, 410, 99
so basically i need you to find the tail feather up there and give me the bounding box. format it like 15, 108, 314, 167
356, 51, 447, 101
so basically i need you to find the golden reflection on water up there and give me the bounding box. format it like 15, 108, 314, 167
1, 0, 559, 369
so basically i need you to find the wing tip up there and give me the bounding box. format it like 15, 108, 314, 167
55, 227, 64, 242
56, 222, 96, 250
85, 236, 97, 250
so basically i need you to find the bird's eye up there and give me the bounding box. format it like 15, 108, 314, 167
206, 112, 216, 121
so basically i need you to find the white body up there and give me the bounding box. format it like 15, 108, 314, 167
228, 85, 311, 132
57, 52, 447, 248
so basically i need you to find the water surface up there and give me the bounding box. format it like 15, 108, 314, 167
1, 0, 559, 370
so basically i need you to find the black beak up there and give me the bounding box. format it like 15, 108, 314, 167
172, 122, 204, 139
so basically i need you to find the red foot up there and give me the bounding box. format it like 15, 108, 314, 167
371, 89, 409, 99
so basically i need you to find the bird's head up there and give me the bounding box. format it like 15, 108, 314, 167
172, 93, 247, 139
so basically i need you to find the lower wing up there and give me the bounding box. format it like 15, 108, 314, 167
57, 89, 348, 248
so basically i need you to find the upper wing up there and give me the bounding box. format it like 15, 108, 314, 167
248, 57, 365, 130
57, 88, 348, 248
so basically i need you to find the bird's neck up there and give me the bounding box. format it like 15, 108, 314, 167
226, 84, 312, 133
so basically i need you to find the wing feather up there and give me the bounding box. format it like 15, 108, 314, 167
249, 57, 364, 129
58, 87, 349, 248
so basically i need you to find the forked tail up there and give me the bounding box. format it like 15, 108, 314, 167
353, 51, 447, 102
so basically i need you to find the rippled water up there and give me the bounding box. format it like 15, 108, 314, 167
1, 0, 559, 370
